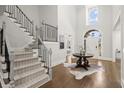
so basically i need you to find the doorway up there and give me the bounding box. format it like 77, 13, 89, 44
84, 29, 102, 58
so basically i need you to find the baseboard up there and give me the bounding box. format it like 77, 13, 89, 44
121, 79, 124, 88
52, 60, 65, 67
92, 57, 114, 62
93, 56, 113, 62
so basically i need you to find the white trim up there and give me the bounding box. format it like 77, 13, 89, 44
52, 59, 65, 67
113, 10, 121, 30
121, 6, 124, 89
93, 56, 113, 62
121, 79, 124, 88
98, 57, 113, 62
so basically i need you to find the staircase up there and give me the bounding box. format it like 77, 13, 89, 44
0, 5, 52, 88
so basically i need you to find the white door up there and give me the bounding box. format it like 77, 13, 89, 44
86, 36, 99, 58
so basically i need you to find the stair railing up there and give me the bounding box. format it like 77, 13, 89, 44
1, 5, 38, 87
41, 21, 58, 42
36, 27, 52, 80
4, 5, 35, 37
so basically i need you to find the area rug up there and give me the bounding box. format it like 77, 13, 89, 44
64, 63, 104, 80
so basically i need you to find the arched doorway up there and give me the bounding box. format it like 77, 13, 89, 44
84, 29, 102, 58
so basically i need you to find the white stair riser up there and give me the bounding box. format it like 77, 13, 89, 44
15, 53, 33, 60
29, 76, 49, 88
14, 58, 38, 68
15, 70, 45, 86
2, 64, 7, 70
3, 72, 8, 79
8, 16, 17, 22
14, 63, 41, 76
4, 12, 9, 16
14, 49, 33, 54
0, 56, 5, 63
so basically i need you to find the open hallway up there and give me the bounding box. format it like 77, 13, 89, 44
42, 59, 121, 88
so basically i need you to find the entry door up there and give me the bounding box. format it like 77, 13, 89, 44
86, 36, 99, 58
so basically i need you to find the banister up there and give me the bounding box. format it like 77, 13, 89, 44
37, 27, 52, 77
15, 5, 33, 24
41, 21, 58, 42
42, 22, 57, 29
5, 5, 34, 38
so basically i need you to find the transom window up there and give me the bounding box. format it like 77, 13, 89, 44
86, 6, 98, 26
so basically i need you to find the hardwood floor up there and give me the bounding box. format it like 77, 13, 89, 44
41, 58, 121, 88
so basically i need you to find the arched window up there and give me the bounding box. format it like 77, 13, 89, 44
86, 6, 98, 26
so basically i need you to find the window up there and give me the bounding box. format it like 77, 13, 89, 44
86, 6, 98, 26
89, 31, 101, 38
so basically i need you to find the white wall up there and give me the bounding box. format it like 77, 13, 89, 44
0, 15, 33, 51
38, 5, 58, 26
112, 6, 121, 61
112, 25, 121, 60
38, 5, 77, 66
112, 6, 121, 27
58, 5, 77, 53
18, 5, 40, 27
76, 5, 113, 59
37, 5, 59, 66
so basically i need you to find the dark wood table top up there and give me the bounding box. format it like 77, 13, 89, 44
73, 53, 93, 58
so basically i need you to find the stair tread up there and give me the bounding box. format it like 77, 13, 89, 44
14, 49, 32, 52
14, 56, 38, 62
14, 62, 41, 70
14, 52, 33, 55
16, 74, 49, 88
14, 67, 45, 80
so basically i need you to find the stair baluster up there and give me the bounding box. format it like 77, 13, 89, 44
4, 5, 35, 36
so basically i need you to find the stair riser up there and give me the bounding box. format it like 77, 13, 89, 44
14, 49, 33, 54
14, 63, 41, 76
29, 76, 49, 88
15, 53, 33, 60
14, 58, 38, 68
2, 64, 7, 70
3, 73, 8, 79
15, 70, 45, 86
14, 50, 33, 54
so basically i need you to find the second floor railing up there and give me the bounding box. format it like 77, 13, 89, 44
41, 22, 58, 42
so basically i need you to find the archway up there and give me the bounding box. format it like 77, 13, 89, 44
84, 29, 102, 57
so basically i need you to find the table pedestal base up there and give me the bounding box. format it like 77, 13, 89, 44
76, 56, 90, 70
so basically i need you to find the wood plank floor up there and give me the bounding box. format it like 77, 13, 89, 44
41, 59, 121, 88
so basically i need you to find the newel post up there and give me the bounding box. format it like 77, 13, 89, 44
48, 48, 52, 80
